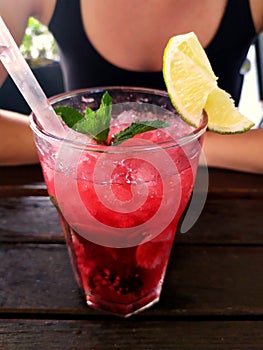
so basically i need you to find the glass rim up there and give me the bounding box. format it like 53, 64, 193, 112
29, 86, 208, 153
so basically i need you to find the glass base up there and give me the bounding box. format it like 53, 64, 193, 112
85, 288, 161, 317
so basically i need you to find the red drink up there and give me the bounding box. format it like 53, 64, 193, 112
30, 87, 207, 317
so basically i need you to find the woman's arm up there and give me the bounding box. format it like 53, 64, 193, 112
0, 0, 48, 166
2, 110, 263, 172
0, 109, 39, 165
202, 128, 263, 174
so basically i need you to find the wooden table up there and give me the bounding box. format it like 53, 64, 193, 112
0, 164, 263, 349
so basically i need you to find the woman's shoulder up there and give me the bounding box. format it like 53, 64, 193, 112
250, 0, 263, 33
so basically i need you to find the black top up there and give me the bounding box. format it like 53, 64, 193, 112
49, 0, 257, 104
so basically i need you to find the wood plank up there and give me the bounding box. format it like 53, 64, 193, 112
0, 197, 62, 243
0, 165, 46, 198
0, 244, 263, 317
1, 166, 263, 198
0, 185, 47, 198
0, 244, 84, 314
0, 165, 43, 186
207, 168, 263, 198
177, 198, 263, 244
1, 196, 262, 244
1, 319, 263, 350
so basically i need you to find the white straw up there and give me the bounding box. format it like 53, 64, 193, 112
0, 16, 65, 135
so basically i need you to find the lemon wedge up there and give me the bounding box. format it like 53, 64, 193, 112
163, 32, 254, 133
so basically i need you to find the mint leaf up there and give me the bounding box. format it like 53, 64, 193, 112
112, 120, 169, 145
54, 105, 92, 136
54, 106, 84, 128
86, 91, 112, 143
54, 91, 112, 144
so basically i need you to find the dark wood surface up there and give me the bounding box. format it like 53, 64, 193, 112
0, 164, 263, 349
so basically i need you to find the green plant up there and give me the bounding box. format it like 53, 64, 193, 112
20, 17, 58, 66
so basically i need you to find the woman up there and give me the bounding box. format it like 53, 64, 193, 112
1, 0, 263, 172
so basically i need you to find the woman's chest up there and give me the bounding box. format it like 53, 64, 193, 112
79, 0, 227, 71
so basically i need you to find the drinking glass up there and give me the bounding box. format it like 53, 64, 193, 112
30, 86, 207, 317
